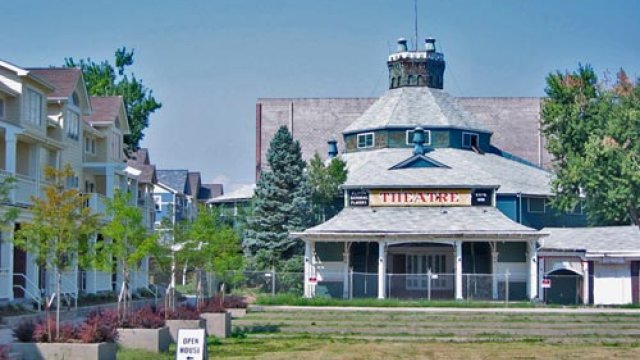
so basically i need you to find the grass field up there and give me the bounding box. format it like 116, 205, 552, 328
117, 308, 640, 359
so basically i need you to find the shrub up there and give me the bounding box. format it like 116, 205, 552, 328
163, 305, 200, 320
223, 295, 248, 309
14, 320, 36, 342
33, 318, 78, 343
121, 306, 165, 329
0, 344, 9, 360
78, 309, 118, 343
200, 295, 226, 313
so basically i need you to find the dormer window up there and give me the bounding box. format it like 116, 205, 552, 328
357, 132, 374, 149
462, 132, 479, 149
406, 129, 431, 146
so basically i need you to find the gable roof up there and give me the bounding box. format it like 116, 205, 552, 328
201, 184, 224, 199
0, 59, 55, 92
541, 226, 640, 254
343, 87, 491, 135
27, 68, 82, 100
84, 96, 130, 134
208, 184, 254, 204
157, 170, 189, 195
341, 147, 552, 195
187, 172, 202, 197
126, 148, 156, 184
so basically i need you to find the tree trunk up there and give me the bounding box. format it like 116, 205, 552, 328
55, 270, 61, 340
182, 260, 188, 285
630, 202, 639, 228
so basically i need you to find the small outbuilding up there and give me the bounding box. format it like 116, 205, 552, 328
539, 226, 640, 305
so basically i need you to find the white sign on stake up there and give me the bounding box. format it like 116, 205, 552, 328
176, 328, 206, 360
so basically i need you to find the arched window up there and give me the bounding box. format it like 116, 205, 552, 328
417, 75, 423, 86
407, 75, 413, 86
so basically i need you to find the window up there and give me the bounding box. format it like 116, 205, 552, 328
462, 132, 479, 149
406, 129, 431, 145
0, 97, 5, 119
84, 137, 96, 155
66, 110, 80, 140
406, 254, 448, 290
357, 132, 374, 149
527, 198, 546, 213
154, 196, 162, 212
25, 88, 43, 126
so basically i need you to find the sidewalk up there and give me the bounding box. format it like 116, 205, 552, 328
252, 305, 640, 314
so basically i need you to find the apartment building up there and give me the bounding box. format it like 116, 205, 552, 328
0, 60, 151, 305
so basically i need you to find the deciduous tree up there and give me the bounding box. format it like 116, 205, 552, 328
65, 47, 161, 149
541, 65, 640, 226
308, 153, 348, 223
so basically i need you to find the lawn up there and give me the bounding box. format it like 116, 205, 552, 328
117, 307, 640, 359
117, 336, 640, 359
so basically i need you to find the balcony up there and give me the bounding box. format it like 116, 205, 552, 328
0, 170, 44, 205
85, 192, 107, 216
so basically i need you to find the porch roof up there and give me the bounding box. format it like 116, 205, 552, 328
540, 226, 640, 255
294, 206, 543, 241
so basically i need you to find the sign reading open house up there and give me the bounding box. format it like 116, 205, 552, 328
176, 328, 206, 360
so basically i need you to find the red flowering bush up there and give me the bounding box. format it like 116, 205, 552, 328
78, 309, 118, 343
0, 344, 10, 360
223, 295, 248, 309
33, 318, 78, 343
163, 305, 200, 320
200, 295, 226, 313
121, 306, 165, 329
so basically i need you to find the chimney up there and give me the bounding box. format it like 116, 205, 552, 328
397, 38, 408, 52
425, 38, 436, 53
327, 139, 338, 158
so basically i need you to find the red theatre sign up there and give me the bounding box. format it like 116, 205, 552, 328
370, 189, 472, 207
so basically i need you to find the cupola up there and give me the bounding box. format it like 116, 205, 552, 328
387, 37, 445, 90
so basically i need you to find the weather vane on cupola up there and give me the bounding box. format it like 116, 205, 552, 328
388, 0, 445, 90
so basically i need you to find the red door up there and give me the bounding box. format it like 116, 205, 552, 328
631, 262, 640, 304
13, 247, 27, 298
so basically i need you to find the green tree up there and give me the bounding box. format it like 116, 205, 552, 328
184, 206, 243, 303
308, 153, 348, 223
101, 189, 157, 321
541, 65, 640, 226
13, 165, 100, 340
245, 126, 312, 269
0, 176, 19, 229
64, 47, 161, 149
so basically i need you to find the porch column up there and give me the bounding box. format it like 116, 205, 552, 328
5, 129, 18, 202
528, 239, 538, 300
342, 242, 350, 299
455, 240, 463, 300
303, 241, 315, 298
106, 169, 115, 198
582, 261, 589, 305
538, 256, 545, 302
377, 241, 386, 299
491, 242, 499, 299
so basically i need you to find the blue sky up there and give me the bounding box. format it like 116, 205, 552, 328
3, 0, 639, 189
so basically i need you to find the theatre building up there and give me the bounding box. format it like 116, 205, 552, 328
291, 38, 640, 304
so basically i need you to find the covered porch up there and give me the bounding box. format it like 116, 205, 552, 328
294, 206, 544, 301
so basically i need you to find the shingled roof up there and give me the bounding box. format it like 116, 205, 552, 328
126, 148, 156, 184
84, 96, 122, 123
256, 97, 551, 178
157, 170, 189, 194
541, 226, 640, 254
27, 68, 82, 99
295, 206, 540, 240
343, 87, 491, 134
340, 147, 552, 195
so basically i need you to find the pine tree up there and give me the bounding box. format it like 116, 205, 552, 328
245, 126, 312, 268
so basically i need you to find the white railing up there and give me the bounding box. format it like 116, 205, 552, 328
0, 170, 43, 205
86, 192, 107, 216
